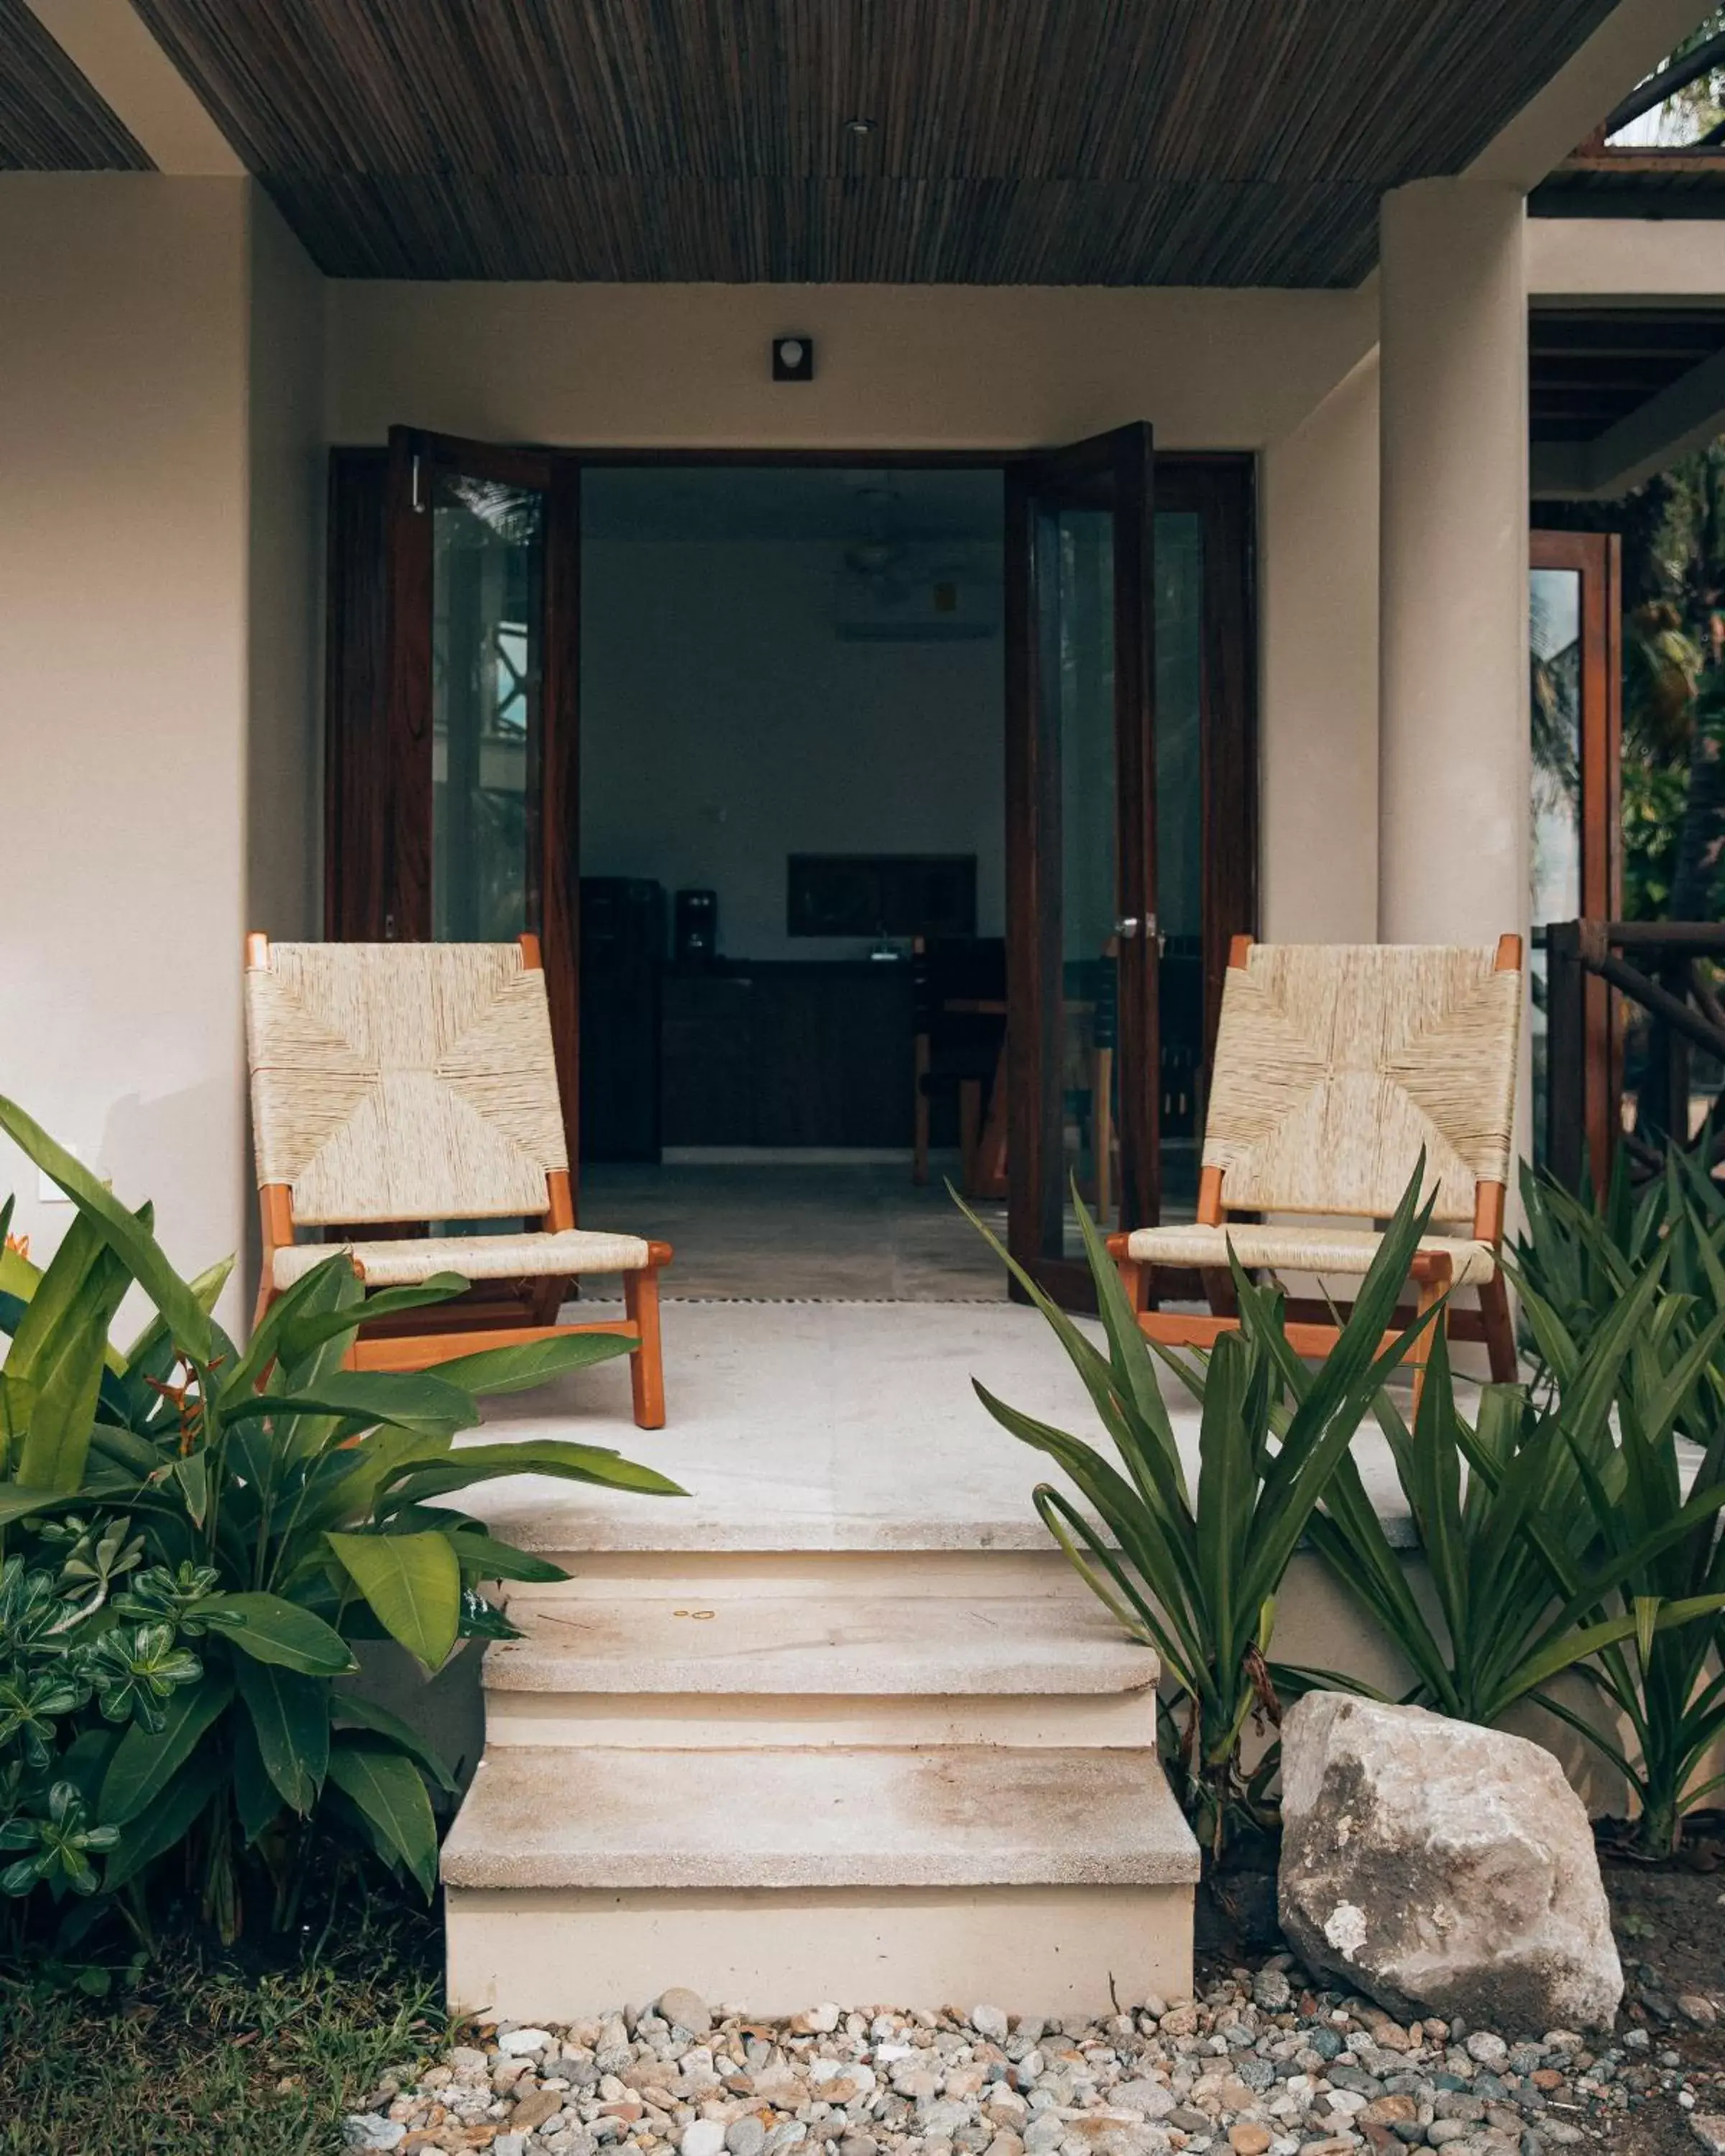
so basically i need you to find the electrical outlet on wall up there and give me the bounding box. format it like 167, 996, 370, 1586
37, 1143, 80, 1203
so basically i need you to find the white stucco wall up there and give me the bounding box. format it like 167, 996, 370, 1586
0, 174, 322, 1325
1259, 352, 1381, 943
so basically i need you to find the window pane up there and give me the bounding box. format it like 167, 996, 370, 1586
1156, 509, 1204, 1217
1530, 563, 1583, 1168
431, 472, 543, 942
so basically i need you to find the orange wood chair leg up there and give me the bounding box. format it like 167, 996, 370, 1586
1478, 1272, 1518, 1383
625, 1265, 666, 1430
1115, 1256, 1150, 1314
1407, 1259, 1451, 1423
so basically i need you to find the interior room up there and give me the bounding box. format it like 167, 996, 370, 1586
574, 463, 1013, 1299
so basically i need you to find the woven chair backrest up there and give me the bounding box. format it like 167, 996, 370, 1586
1202, 943, 1520, 1225
244, 941, 568, 1225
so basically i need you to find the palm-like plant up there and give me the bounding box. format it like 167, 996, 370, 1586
1302, 1253, 1725, 1752
0, 1094, 684, 1942
960, 1169, 1438, 1856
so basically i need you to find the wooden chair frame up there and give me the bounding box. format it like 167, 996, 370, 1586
248, 931, 671, 1429
1107, 933, 1522, 1408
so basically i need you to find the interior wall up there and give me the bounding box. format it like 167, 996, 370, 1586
581, 536, 1005, 959
1257, 351, 1382, 944
0, 175, 252, 1322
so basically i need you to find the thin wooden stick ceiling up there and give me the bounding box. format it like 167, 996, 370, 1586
0, 0, 150, 170
111, 0, 1622, 282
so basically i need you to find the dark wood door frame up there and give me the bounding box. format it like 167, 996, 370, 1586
326, 441, 1258, 1253
1531, 527, 1622, 1193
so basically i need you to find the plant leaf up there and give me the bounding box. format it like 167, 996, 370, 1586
0, 1095, 213, 1363
232, 1654, 329, 1815
331, 1690, 460, 1794
326, 1530, 462, 1672
326, 1741, 439, 1897
101, 1677, 233, 1828
201, 1592, 357, 1676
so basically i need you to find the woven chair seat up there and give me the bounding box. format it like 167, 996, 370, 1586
1121, 1221, 1497, 1289
272, 1227, 653, 1291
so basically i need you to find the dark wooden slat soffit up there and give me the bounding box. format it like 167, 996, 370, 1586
126, 0, 1619, 285
0, 0, 152, 170
1530, 308, 1725, 443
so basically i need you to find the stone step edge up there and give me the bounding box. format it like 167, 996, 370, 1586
440, 1743, 1202, 1893
482, 1600, 1159, 1697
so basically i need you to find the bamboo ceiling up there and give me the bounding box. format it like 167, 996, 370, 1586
47, 0, 1629, 282
0, 0, 150, 170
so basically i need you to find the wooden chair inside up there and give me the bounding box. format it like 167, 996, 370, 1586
911, 934, 1008, 1197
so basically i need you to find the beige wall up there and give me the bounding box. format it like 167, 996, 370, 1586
1259, 351, 1381, 942
0, 175, 251, 1317
328, 280, 1376, 453
0, 174, 322, 1328
247, 190, 326, 947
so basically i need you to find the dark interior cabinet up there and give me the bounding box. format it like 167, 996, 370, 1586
661, 960, 915, 1148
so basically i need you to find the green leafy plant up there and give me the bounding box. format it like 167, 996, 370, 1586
959, 1167, 1438, 1856
0, 1093, 685, 1945
1509, 1185, 1725, 1858
1300, 1257, 1725, 1746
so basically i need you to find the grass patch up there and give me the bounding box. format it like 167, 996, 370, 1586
0, 1889, 448, 2156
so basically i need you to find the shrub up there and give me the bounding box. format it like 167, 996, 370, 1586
960, 1169, 1437, 1857
0, 1095, 684, 1950
1509, 1158, 1725, 1857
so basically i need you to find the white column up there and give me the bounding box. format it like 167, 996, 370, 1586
1378, 178, 1529, 947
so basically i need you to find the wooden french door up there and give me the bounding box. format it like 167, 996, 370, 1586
1005, 423, 1158, 1302
338, 428, 582, 1160
1530, 528, 1622, 1189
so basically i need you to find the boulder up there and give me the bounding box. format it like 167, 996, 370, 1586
1277, 1691, 1622, 2035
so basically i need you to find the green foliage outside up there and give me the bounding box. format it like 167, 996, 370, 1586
0, 1090, 684, 1960
1510, 1154, 1725, 1858
960, 1171, 1441, 1857
967, 1157, 1725, 1863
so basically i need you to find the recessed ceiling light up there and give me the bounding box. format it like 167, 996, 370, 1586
845, 117, 877, 136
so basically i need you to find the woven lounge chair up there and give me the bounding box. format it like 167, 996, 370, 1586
1108, 936, 1522, 1399
244, 933, 671, 1427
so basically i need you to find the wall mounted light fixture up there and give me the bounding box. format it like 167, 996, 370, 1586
772, 336, 815, 382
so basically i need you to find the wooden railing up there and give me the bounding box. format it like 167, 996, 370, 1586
1544, 920, 1725, 1193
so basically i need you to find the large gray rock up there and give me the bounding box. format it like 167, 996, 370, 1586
1277, 1692, 1622, 2035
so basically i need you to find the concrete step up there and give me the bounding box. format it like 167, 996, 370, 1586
444, 1743, 1198, 1892
442, 1743, 1200, 2017
482, 1593, 1159, 1747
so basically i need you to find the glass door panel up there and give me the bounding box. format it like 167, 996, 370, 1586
1006, 423, 1156, 1300
382, 427, 580, 1169
431, 469, 544, 941
1049, 505, 1118, 1258
1154, 508, 1205, 1219
1529, 560, 1583, 1170
1528, 529, 1621, 1187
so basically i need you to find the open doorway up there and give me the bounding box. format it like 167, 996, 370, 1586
578, 463, 1009, 1297
323, 441, 1255, 1307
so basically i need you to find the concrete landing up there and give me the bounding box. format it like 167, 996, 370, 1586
462, 1299, 1419, 1552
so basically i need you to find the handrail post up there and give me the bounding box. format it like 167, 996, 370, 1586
1545, 918, 1586, 1194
